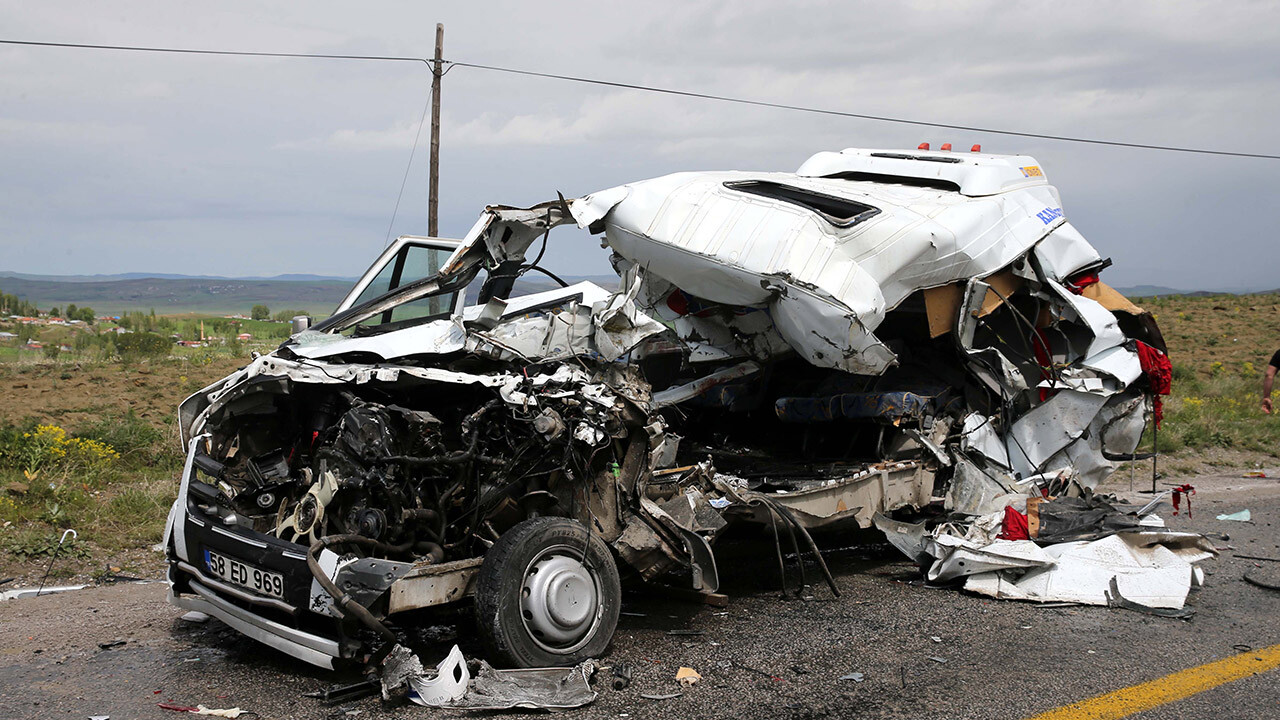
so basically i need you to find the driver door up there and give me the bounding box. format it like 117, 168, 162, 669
334, 236, 464, 328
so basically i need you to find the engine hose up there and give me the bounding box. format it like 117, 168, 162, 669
375, 452, 507, 468
766, 500, 840, 597
402, 508, 445, 541
765, 505, 789, 599
412, 541, 445, 564
306, 535, 398, 644
782, 510, 809, 591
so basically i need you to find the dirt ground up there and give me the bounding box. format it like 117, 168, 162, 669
1, 465, 1276, 720
0, 356, 246, 435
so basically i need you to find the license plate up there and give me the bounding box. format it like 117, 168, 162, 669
204, 549, 284, 599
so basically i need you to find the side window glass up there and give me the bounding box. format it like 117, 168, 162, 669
355, 244, 457, 328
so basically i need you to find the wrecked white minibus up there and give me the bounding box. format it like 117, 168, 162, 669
164, 147, 1168, 670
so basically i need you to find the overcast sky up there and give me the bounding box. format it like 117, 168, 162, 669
2, 1, 1278, 290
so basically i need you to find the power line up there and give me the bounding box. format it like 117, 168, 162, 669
0, 38, 427, 64
445, 61, 1280, 160
383, 84, 433, 248
3, 37, 1277, 160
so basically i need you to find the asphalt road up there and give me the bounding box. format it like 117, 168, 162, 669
1, 469, 1277, 720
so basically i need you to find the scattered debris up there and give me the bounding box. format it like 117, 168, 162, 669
877, 491, 1217, 613
929, 636, 942, 643
179, 611, 210, 623
384, 644, 596, 711
1217, 510, 1252, 522
1241, 471, 1267, 478
192, 707, 249, 718
406, 645, 468, 707
441, 660, 597, 711
1104, 576, 1195, 618
1244, 570, 1280, 592
36, 528, 77, 597
965, 530, 1215, 610
927, 657, 947, 664
838, 672, 865, 683
640, 692, 682, 700
0, 584, 87, 602
675, 667, 702, 687
1234, 554, 1280, 563
158, 703, 199, 712
611, 662, 633, 691
98, 639, 127, 650
304, 680, 379, 705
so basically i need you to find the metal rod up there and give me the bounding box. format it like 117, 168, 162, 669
36, 529, 76, 597
428, 23, 443, 237
1151, 419, 1158, 494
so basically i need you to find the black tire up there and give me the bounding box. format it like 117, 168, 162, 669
474, 517, 621, 668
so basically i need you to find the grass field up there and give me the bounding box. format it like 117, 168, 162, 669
1131, 292, 1280, 455
0, 291, 1277, 581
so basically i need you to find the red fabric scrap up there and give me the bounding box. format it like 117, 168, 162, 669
999, 506, 1030, 540
1065, 271, 1100, 294
1172, 483, 1195, 518
157, 702, 199, 712
1135, 341, 1173, 427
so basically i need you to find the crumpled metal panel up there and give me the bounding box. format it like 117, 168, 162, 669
571, 168, 1070, 374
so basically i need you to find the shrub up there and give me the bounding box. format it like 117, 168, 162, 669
77, 411, 167, 467
115, 332, 172, 362
0, 423, 120, 480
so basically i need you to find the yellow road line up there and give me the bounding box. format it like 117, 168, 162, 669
1027, 643, 1280, 720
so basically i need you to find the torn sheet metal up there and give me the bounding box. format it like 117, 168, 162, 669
394, 644, 596, 711
944, 455, 1018, 515
1004, 391, 1109, 478
407, 645, 471, 706
446, 661, 597, 711
466, 287, 664, 364
872, 513, 932, 566
958, 413, 1010, 469
926, 535, 1053, 583
964, 531, 1216, 609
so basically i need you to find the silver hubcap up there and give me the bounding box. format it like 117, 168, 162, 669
520, 548, 600, 653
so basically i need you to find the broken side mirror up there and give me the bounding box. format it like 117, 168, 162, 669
292, 315, 313, 334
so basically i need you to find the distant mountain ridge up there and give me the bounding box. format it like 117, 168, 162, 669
0, 270, 359, 283
0, 270, 621, 315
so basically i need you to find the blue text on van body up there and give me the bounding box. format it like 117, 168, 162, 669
1037, 207, 1064, 225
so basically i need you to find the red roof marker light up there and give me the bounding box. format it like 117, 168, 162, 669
940, 143, 952, 151
918, 143, 929, 150
971, 144, 981, 152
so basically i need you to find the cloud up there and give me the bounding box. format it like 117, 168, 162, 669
275, 119, 425, 151
0, 0, 1276, 288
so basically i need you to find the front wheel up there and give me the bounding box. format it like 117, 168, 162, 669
474, 517, 621, 667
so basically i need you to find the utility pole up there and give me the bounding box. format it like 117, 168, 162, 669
428, 23, 443, 238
